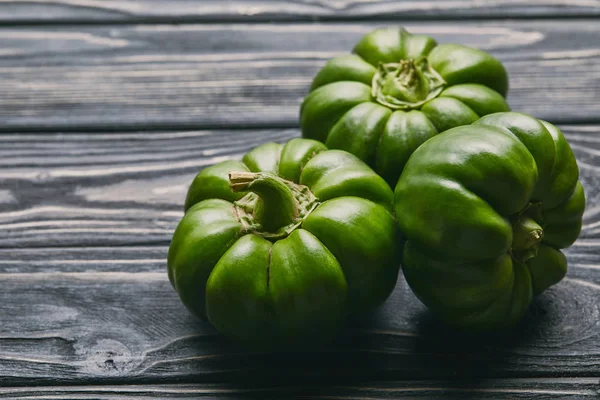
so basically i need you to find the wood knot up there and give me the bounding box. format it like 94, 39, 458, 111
78, 339, 137, 376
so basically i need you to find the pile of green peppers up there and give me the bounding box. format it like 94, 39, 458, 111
167, 27, 586, 349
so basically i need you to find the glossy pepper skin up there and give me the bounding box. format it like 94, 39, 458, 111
394, 112, 585, 331
300, 26, 510, 186
168, 138, 401, 349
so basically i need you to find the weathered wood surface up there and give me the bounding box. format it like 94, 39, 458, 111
0, 0, 598, 23
0, 21, 599, 131
0, 126, 600, 385
2, 1, 600, 395
1, 379, 599, 399
2, 125, 599, 247
0, 242, 599, 385
0, 128, 295, 247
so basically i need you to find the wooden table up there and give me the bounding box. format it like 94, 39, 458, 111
1, 1, 600, 398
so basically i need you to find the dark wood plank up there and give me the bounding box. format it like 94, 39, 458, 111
0, 241, 599, 385
1, 125, 599, 248
0, 128, 296, 247
0, 21, 599, 131
1, 127, 600, 385
0, 0, 597, 23
0, 379, 599, 399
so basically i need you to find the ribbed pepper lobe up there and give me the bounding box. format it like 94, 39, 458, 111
393, 112, 585, 331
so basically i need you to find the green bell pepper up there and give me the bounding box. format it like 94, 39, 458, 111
300, 26, 510, 186
168, 138, 401, 349
394, 112, 585, 331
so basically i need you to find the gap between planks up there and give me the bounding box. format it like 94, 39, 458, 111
3, 13, 600, 27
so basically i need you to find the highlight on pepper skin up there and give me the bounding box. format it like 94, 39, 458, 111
300, 26, 510, 187
393, 111, 585, 332
167, 138, 402, 350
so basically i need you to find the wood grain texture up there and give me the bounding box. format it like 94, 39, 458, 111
0, 243, 599, 385
0, 0, 598, 23
1, 126, 600, 385
2, 125, 600, 248
0, 21, 599, 131
1, 379, 599, 399
0, 128, 295, 247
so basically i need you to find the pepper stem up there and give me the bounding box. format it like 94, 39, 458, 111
229, 172, 301, 233
372, 57, 446, 110
512, 216, 544, 262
